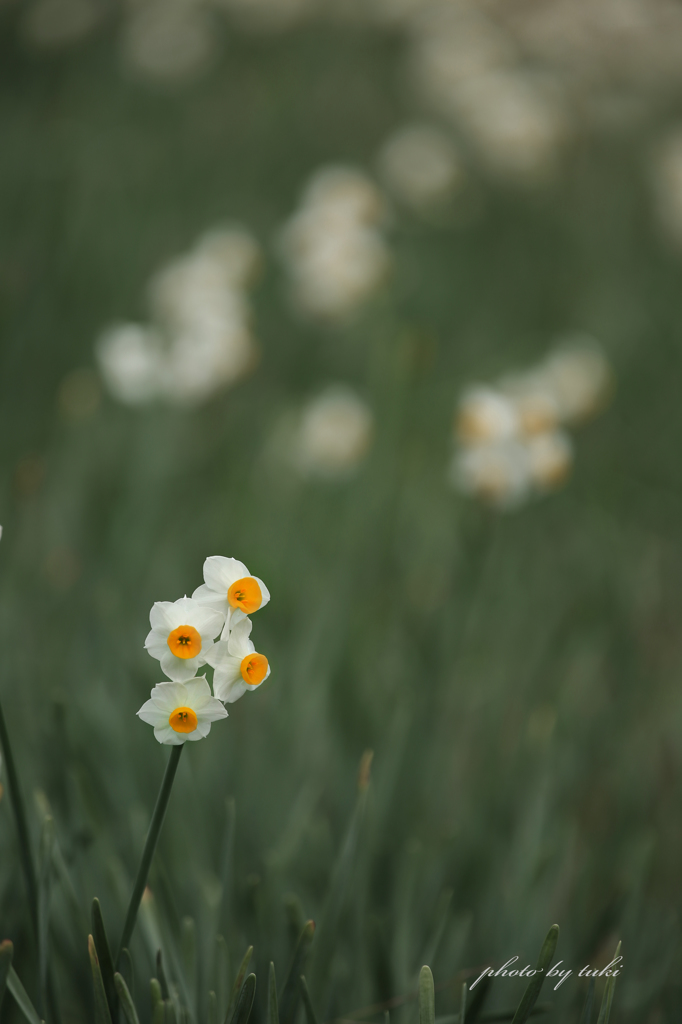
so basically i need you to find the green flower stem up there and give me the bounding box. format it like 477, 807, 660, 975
0, 696, 39, 935
116, 743, 184, 966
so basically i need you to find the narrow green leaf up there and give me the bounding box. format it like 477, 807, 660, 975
215, 935, 230, 1020
151, 978, 164, 1008
299, 976, 318, 1024
268, 962, 279, 1024
459, 983, 467, 1024
120, 948, 135, 1003
157, 950, 171, 1001
283, 894, 306, 951
182, 917, 197, 1004
224, 946, 253, 1024
596, 942, 621, 1024
578, 978, 595, 1024
92, 898, 118, 1020
37, 814, 54, 1007
88, 935, 114, 1024
279, 921, 316, 1024
7, 965, 44, 1024
384, 1012, 390, 1024
153, 1000, 166, 1024
510, 925, 559, 1024
419, 966, 435, 1024
230, 974, 256, 1024
208, 991, 218, 1024
115, 972, 141, 1024
422, 890, 453, 969
0, 939, 13, 1013
465, 975, 492, 1023
166, 998, 179, 1024
0, 698, 39, 938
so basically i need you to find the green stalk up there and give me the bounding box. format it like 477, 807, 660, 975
116, 744, 184, 966
0, 696, 39, 935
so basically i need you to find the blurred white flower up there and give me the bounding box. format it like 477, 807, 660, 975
498, 371, 561, 436
377, 123, 464, 210
526, 430, 574, 491
95, 324, 165, 405
121, 0, 217, 85
456, 386, 520, 443
145, 596, 225, 682
278, 166, 390, 320
137, 677, 227, 744
192, 555, 270, 632
453, 439, 532, 509
651, 128, 682, 247
294, 385, 373, 478
205, 617, 271, 703
95, 225, 261, 407
540, 338, 611, 423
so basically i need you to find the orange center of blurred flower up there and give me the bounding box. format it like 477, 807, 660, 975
169, 707, 198, 733
167, 625, 201, 659
228, 577, 262, 614
240, 653, 269, 686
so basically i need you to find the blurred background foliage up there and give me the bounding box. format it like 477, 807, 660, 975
2, 0, 682, 1021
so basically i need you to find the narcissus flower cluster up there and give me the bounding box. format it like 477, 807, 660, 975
137, 556, 271, 744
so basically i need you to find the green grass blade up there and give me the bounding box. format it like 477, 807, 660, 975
119, 948, 135, 1003
0, 939, 13, 1014
510, 925, 559, 1024
299, 976, 318, 1024
268, 962, 279, 1024
37, 814, 54, 1007
459, 983, 467, 1024
115, 972, 142, 1024
466, 976, 492, 1023
89, 935, 114, 1024
229, 974, 256, 1024
215, 935, 230, 1020
224, 945, 253, 1024
157, 950, 171, 1000
279, 921, 315, 1024
92, 898, 118, 1020
0, 698, 39, 937
7, 965, 44, 1024
596, 942, 621, 1024
208, 991, 218, 1024
182, 917, 197, 1009
578, 977, 595, 1024
166, 999, 179, 1024
419, 966, 436, 1024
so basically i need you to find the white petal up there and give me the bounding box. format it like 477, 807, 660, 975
182, 676, 212, 705
218, 677, 248, 703
252, 576, 270, 609
226, 616, 253, 653
203, 555, 249, 595
144, 631, 169, 657
149, 602, 178, 633
137, 699, 168, 726
187, 723, 210, 740
191, 584, 228, 613
204, 641, 239, 671
154, 724, 185, 745
186, 604, 225, 639
159, 650, 204, 683
197, 697, 229, 723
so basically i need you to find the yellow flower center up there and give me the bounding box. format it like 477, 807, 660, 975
228, 577, 262, 614
167, 624, 201, 659
169, 707, 198, 733
240, 653, 269, 686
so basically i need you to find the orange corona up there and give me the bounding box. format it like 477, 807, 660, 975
169, 707, 198, 733
228, 577, 262, 615
240, 653, 269, 686
167, 625, 202, 659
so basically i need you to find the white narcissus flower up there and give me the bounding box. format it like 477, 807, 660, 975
204, 618, 270, 703
137, 677, 227, 745
144, 596, 225, 682
192, 556, 270, 633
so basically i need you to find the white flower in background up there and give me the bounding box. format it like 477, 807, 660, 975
278, 165, 390, 320
121, 0, 217, 85
453, 439, 532, 509
95, 225, 260, 407
145, 597, 225, 682
456, 386, 520, 443
21, 0, 100, 48
377, 123, 464, 210
540, 339, 611, 423
137, 677, 227, 745
526, 430, 573, 492
452, 337, 612, 510
192, 556, 270, 633
95, 324, 165, 405
652, 127, 682, 246
295, 385, 373, 479
205, 618, 271, 703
